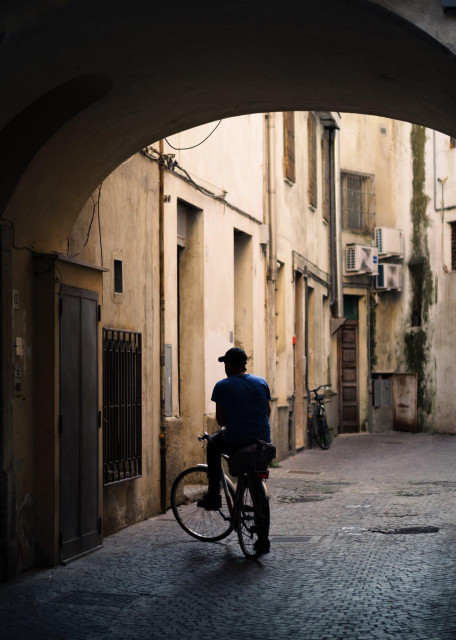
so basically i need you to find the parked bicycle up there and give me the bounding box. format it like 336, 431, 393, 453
307, 384, 332, 450
171, 433, 274, 559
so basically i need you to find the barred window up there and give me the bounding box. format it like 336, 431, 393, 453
283, 112, 296, 183
103, 329, 142, 484
341, 170, 376, 232
308, 112, 318, 208
451, 222, 456, 271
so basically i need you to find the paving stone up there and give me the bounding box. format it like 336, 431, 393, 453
1, 432, 456, 639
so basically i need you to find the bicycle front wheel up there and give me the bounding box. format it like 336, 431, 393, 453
236, 476, 270, 559
312, 412, 331, 450
171, 465, 235, 542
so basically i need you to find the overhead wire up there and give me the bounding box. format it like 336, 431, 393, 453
164, 120, 222, 151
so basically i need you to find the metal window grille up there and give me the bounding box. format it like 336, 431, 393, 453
103, 329, 142, 485
341, 170, 376, 232
451, 222, 456, 271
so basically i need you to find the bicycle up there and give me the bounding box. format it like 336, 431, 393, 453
307, 384, 332, 450
171, 433, 271, 559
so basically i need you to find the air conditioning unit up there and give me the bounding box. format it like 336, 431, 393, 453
375, 227, 404, 258
345, 244, 379, 275
375, 264, 403, 291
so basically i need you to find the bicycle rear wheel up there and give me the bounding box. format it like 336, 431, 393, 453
236, 476, 270, 559
171, 465, 235, 542
312, 412, 331, 450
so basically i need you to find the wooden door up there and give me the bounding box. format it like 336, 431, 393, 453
338, 321, 359, 433
60, 285, 100, 561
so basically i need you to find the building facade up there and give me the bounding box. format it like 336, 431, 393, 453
5, 109, 456, 578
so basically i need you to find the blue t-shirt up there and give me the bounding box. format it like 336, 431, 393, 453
211, 373, 271, 444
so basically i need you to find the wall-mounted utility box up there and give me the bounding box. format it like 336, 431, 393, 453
375, 227, 404, 258
345, 244, 378, 275
375, 263, 403, 291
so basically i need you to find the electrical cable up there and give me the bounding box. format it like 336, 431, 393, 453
97, 186, 103, 267
0, 217, 36, 253
164, 120, 222, 151
67, 183, 103, 258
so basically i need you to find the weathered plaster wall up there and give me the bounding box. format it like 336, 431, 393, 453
69, 153, 161, 534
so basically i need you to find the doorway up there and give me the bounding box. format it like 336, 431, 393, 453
338, 318, 360, 434
59, 285, 100, 561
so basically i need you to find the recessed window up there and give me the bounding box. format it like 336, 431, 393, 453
450, 136, 456, 150
341, 170, 376, 232
114, 259, 123, 294
103, 329, 142, 484
409, 261, 424, 327
451, 222, 456, 270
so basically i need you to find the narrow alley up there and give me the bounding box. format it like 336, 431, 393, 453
1, 432, 455, 640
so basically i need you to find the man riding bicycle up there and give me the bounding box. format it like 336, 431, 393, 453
197, 347, 272, 552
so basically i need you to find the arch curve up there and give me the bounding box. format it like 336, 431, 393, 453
1, 0, 456, 249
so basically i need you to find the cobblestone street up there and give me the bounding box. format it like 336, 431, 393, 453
1, 432, 456, 640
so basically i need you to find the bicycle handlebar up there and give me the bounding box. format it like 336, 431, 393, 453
309, 384, 331, 394
198, 432, 212, 445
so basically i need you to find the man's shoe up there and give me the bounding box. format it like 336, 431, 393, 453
254, 538, 271, 554
196, 493, 222, 510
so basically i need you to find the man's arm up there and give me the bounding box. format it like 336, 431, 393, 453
267, 399, 271, 418
216, 402, 226, 427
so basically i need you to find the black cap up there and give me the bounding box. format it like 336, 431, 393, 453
218, 347, 247, 365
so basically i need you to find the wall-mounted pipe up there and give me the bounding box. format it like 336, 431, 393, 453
158, 140, 167, 513
266, 113, 277, 283
326, 123, 343, 318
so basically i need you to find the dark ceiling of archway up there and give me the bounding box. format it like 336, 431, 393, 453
1, 0, 456, 248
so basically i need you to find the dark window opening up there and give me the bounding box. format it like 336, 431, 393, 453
409, 261, 424, 327
103, 329, 142, 484
114, 259, 123, 294
451, 222, 456, 270
341, 170, 375, 232
283, 112, 296, 183
343, 295, 359, 321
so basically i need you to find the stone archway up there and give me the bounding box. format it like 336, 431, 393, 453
2, 0, 456, 578
1, 0, 456, 249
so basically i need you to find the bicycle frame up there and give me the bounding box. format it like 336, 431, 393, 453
172, 432, 271, 558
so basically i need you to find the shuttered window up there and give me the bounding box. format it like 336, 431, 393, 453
308, 112, 318, 208
283, 112, 296, 183
321, 128, 330, 222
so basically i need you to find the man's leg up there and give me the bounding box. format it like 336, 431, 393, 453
206, 430, 226, 498
198, 431, 238, 510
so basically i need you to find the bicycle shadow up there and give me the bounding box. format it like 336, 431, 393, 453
177, 538, 269, 580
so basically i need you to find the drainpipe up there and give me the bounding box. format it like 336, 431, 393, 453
304, 275, 310, 401
158, 140, 167, 513
326, 124, 342, 317
267, 113, 277, 283
265, 113, 277, 397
